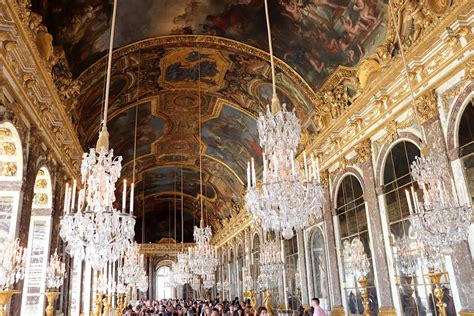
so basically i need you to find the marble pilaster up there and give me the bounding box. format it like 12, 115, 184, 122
322, 188, 343, 313
296, 230, 309, 306
359, 154, 395, 312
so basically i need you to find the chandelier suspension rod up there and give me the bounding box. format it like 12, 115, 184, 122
388, 0, 425, 143
132, 50, 141, 186
198, 47, 204, 226
263, 0, 276, 98
175, 171, 177, 242
102, 0, 118, 129
181, 164, 184, 245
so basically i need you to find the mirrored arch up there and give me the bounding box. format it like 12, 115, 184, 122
0, 122, 24, 241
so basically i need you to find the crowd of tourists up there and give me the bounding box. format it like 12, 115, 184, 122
123, 297, 326, 316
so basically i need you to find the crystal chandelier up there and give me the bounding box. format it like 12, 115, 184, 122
258, 239, 283, 287
46, 249, 66, 289
59, 0, 135, 271
395, 236, 444, 275
0, 238, 26, 290
342, 237, 370, 281
173, 252, 193, 285
245, 0, 323, 240
190, 275, 201, 291
407, 152, 472, 255
203, 273, 215, 289
188, 56, 219, 276
395, 236, 419, 277
120, 243, 148, 291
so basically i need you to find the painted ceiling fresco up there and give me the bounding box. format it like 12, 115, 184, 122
34, 0, 387, 89
41, 0, 388, 234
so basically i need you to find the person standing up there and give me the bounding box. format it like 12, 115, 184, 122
311, 298, 326, 316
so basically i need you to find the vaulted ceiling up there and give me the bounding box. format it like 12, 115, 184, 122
32, 0, 388, 241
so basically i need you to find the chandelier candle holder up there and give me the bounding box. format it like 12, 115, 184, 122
258, 239, 283, 288
343, 237, 371, 316
0, 238, 26, 316
406, 153, 472, 256
245, 0, 323, 240
44, 249, 66, 316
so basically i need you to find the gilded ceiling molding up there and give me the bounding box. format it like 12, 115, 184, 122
416, 89, 439, 124
303, 1, 472, 172
77, 35, 318, 111
1, 0, 83, 178
212, 208, 253, 248
139, 240, 195, 255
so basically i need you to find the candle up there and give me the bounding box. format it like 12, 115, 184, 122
66, 187, 72, 214
251, 158, 256, 187
290, 151, 295, 176
450, 178, 459, 204
122, 179, 127, 213
63, 183, 69, 214
311, 154, 317, 181
130, 183, 135, 214
263, 153, 267, 182
247, 162, 251, 187
316, 156, 320, 182
71, 179, 77, 212
410, 186, 418, 213
405, 189, 413, 215
303, 151, 308, 181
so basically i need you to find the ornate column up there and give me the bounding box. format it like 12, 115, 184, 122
321, 178, 344, 316
355, 140, 396, 315
419, 93, 474, 314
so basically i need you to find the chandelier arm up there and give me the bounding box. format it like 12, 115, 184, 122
387, 0, 425, 144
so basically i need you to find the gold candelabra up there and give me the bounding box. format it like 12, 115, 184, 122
243, 289, 257, 311
103, 294, 112, 315
358, 278, 370, 316
427, 272, 447, 316
93, 291, 104, 316
260, 288, 274, 316
44, 291, 60, 316
0, 289, 20, 316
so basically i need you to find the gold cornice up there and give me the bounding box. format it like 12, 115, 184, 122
305, 1, 471, 157
305, 9, 473, 169
2, 0, 82, 178
139, 242, 194, 255
212, 209, 253, 248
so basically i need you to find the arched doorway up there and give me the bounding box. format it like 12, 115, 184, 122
21, 167, 53, 315
156, 266, 174, 299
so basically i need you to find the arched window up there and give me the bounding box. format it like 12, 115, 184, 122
309, 227, 329, 308
21, 167, 53, 315
0, 122, 23, 241
284, 235, 299, 310
156, 266, 174, 299
251, 233, 260, 281
458, 100, 474, 203
383, 141, 451, 315
336, 174, 376, 315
